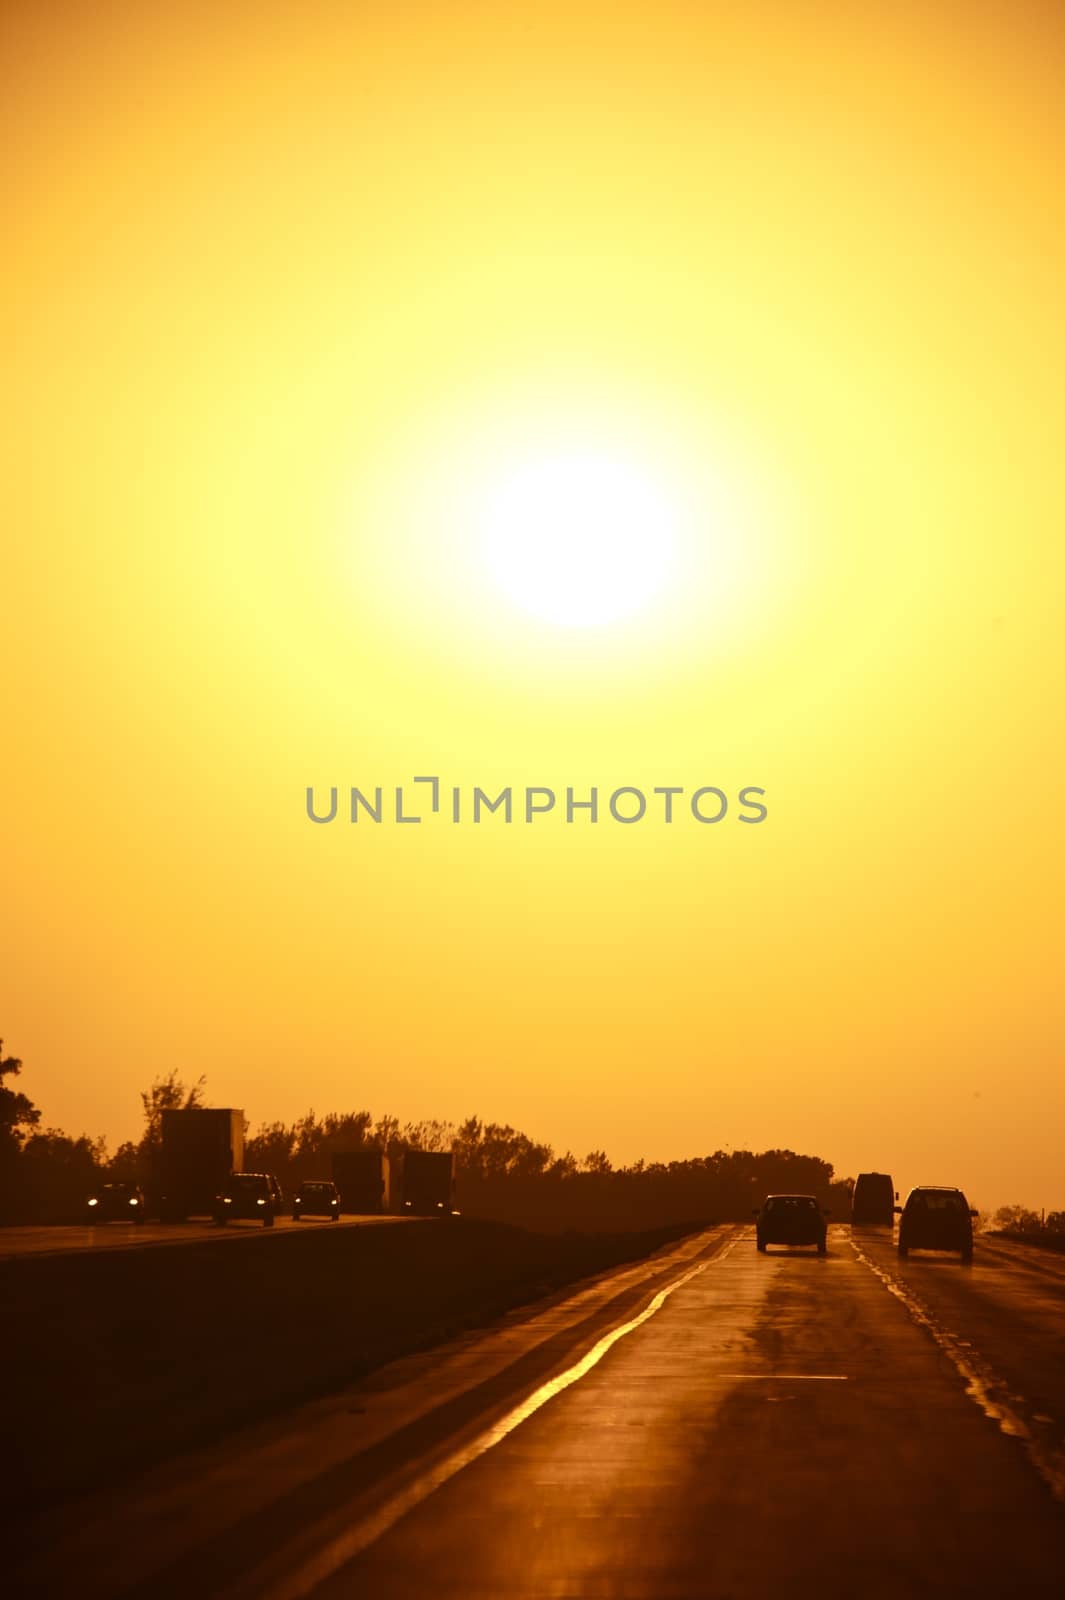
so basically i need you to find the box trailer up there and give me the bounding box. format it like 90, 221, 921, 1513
396, 1149, 455, 1216
331, 1149, 391, 1214
159, 1107, 245, 1221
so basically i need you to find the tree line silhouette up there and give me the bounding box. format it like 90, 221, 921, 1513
6, 1045, 1061, 1237
989, 1202, 1065, 1250
0, 1048, 862, 1228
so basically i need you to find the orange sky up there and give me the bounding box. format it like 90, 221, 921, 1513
4, 1, 1064, 1212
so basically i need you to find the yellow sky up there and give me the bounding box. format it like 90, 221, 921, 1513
4, 1, 1063, 1210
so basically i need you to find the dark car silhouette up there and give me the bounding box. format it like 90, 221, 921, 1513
85, 1183, 146, 1224
214, 1172, 276, 1227
897, 1186, 976, 1263
754, 1193, 829, 1254
292, 1180, 341, 1222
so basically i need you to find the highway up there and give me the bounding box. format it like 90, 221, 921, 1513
13, 1225, 1065, 1598
0, 1214, 408, 1258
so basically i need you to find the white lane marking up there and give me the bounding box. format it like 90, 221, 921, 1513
253, 1236, 739, 1600
851, 1239, 1065, 1504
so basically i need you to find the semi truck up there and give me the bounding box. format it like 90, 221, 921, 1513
396, 1149, 455, 1216
159, 1107, 245, 1221
331, 1149, 391, 1214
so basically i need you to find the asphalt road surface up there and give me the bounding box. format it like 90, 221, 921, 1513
0, 1214, 408, 1258
302, 1227, 1065, 1599
14, 1225, 1065, 1598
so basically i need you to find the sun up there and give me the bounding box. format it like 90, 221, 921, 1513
477, 449, 678, 626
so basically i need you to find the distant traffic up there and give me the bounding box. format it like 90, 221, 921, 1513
82, 1107, 459, 1229
750, 1170, 981, 1264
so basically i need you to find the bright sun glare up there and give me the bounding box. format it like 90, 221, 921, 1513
478, 451, 678, 626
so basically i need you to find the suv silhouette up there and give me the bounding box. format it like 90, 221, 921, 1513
897, 1186, 976, 1263
754, 1194, 829, 1254
292, 1180, 341, 1221
214, 1172, 276, 1228
85, 1183, 146, 1224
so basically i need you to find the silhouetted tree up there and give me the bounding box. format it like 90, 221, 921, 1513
244, 1109, 379, 1189
245, 1120, 300, 1186
312, 1110, 375, 1156
0, 1040, 42, 1220
373, 1113, 403, 1157
140, 1070, 206, 1142
134, 1070, 206, 1191
549, 1151, 580, 1179
402, 1118, 455, 1153
0, 1039, 40, 1157
992, 1203, 1042, 1233
18, 1130, 105, 1223
107, 1139, 142, 1185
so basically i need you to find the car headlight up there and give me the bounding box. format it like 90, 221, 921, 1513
223, 1197, 232, 1204
87, 1197, 98, 1206
256, 1198, 266, 1205
129, 1197, 139, 1206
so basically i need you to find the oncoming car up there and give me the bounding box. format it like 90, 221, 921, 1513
214, 1173, 276, 1227
85, 1183, 146, 1224
897, 1186, 977, 1263
292, 1180, 341, 1222
754, 1194, 829, 1254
